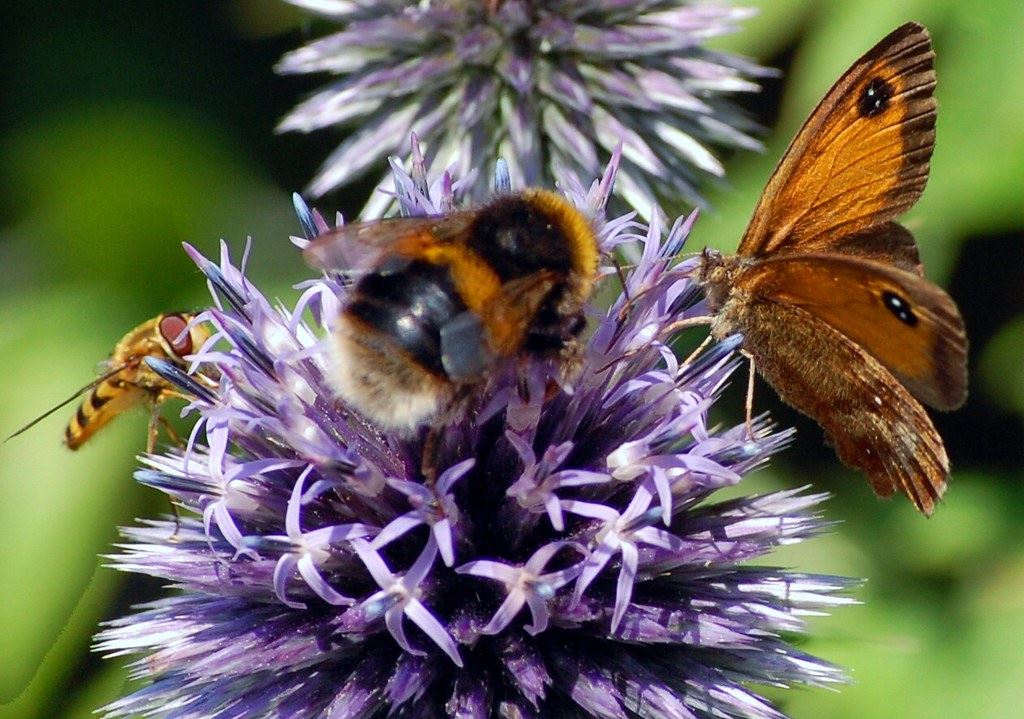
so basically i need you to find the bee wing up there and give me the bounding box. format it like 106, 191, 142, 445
303, 212, 475, 275
4, 363, 131, 441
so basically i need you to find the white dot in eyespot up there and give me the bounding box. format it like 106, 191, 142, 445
873, 395, 883, 407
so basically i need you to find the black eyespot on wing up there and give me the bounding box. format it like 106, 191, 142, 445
858, 77, 894, 117
882, 290, 918, 326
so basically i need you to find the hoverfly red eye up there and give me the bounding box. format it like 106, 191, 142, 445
158, 314, 193, 357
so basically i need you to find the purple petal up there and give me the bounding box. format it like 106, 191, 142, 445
404, 537, 438, 588
481, 591, 527, 636
272, 553, 305, 609
297, 553, 353, 606
385, 605, 420, 657
351, 538, 396, 588
405, 600, 463, 667
611, 542, 639, 632
371, 512, 423, 550
432, 517, 455, 567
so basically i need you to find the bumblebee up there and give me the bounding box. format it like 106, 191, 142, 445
8, 313, 211, 452
304, 189, 600, 431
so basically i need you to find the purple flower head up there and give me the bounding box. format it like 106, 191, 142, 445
277, 1, 771, 216
97, 150, 855, 718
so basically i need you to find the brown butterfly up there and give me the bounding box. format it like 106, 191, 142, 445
682, 22, 967, 515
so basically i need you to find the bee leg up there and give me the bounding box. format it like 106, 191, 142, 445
612, 255, 634, 321
741, 350, 757, 438
420, 386, 473, 486
421, 425, 442, 486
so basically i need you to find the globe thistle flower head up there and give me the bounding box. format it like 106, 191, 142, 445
97, 153, 855, 718
278, 0, 770, 217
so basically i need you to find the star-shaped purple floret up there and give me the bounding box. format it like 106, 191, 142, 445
457, 541, 583, 635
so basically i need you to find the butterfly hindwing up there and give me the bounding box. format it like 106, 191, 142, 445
734, 292, 951, 515
738, 252, 967, 410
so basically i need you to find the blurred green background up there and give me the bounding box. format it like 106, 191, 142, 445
0, 1, 1021, 718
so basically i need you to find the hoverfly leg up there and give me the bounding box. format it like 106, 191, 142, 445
157, 415, 185, 448
149, 400, 186, 540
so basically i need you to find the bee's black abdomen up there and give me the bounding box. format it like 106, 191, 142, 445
346, 260, 466, 376
467, 196, 575, 282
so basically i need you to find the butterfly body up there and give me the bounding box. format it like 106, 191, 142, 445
697, 23, 967, 515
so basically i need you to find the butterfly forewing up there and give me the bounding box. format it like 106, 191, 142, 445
738, 22, 936, 258
825, 222, 923, 274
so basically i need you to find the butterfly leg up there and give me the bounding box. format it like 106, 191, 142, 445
659, 315, 714, 338
595, 315, 715, 376
680, 332, 715, 368
742, 351, 757, 438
